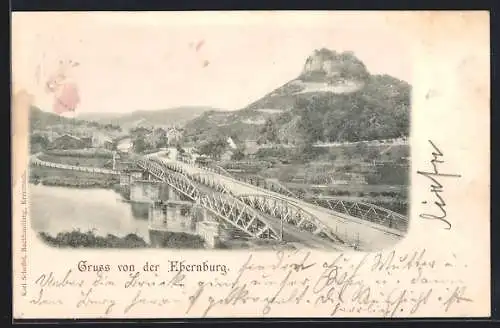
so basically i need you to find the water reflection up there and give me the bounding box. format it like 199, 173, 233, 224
30, 184, 152, 243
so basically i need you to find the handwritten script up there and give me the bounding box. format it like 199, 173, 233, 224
417, 140, 462, 230
22, 249, 473, 318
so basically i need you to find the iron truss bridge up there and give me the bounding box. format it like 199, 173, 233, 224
141, 157, 345, 245
136, 156, 408, 248
195, 162, 299, 198
192, 160, 408, 233
202, 161, 408, 233
136, 158, 281, 240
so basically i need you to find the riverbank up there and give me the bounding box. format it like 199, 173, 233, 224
30, 165, 120, 189
34, 177, 120, 189
38, 229, 295, 250
38, 230, 148, 248
38, 229, 207, 249
38, 153, 112, 168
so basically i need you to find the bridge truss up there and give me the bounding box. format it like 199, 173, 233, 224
145, 157, 345, 244
136, 158, 281, 240
311, 198, 408, 232
234, 174, 298, 198
138, 155, 408, 245
237, 194, 344, 243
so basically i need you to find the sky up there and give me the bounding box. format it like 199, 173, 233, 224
12, 12, 413, 116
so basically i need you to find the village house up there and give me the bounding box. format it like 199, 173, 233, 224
220, 150, 234, 161
166, 128, 183, 145
345, 172, 368, 185
145, 128, 168, 148
226, 137, 237, 150
290, 173, 306, 184
49, 134, 92, 150
326, 172, 350, 185
243, 139, 260, 158
117, 138, 133, 153
32, 130, 61, 142
81, 136, 93, 147
92, 132, 114, 150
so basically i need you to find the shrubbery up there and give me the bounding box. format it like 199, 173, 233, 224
156, 232, 205, 249
39, 229, 207, 249
39, 230, 148, 248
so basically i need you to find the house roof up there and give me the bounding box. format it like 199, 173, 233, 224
57, 134, 82, 141
91, 132, 113, 143
244, 142, 260, 154
167, 129, 182, 136
227, 137, 237, 149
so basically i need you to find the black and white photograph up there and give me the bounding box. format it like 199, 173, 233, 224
12, 11, 492, 320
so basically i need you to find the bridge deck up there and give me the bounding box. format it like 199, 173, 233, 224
165, 158, 403, 251
177, 167, 346, 250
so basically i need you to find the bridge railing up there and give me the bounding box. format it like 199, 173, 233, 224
234, 175, 298, 198
176, 159, 298, 198
311, 198, 408, 232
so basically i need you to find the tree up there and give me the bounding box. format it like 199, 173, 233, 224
30, 134, 49, 150
231, 149, 245, 161
156, 137, 169, 148
176, 144, 186, 154
198, 137, 227, 160
260, 118, 278, 143
133, 137, 147, 154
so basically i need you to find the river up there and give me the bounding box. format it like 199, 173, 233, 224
29, 184, 152, 243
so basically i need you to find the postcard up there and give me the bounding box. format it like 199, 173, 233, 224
11, 11, 490, 318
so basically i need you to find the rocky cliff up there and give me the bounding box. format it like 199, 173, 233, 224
183, 48, 411, 145
300, 48, 370, 83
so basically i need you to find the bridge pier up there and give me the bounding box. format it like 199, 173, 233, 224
129, 180, 162, 203
148, 200, 223, 249
148, 200, 195, 233
119, 169, 143, 186
192, 205, 221, 248
167, 186, 180, 201
119, 168, 145, 199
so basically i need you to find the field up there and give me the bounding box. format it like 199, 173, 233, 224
29, 166, 119, 189
38, 153, 112, 168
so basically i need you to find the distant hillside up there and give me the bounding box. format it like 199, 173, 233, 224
29, 106, 84, 131
78, 106, 217, 129
183, 48, 411, 144
29, 106, 126, 140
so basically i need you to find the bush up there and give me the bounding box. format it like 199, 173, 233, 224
231, 149, 245, 161
39, 230, 148, 248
